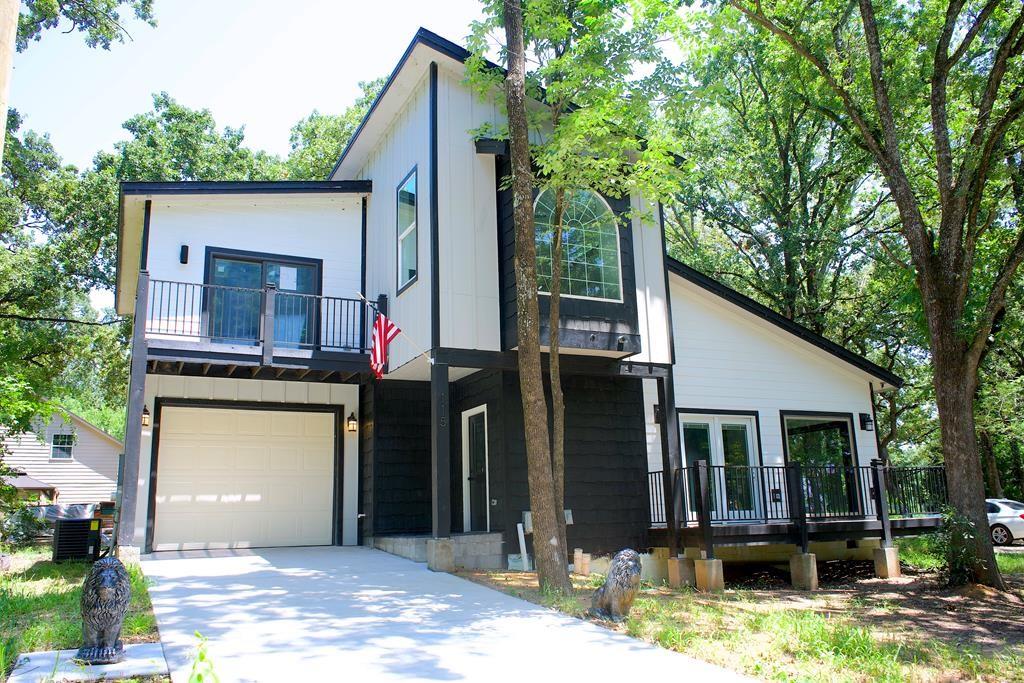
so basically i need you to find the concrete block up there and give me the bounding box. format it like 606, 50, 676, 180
573, 548, 584, 572
667, 557, 696, 588
426, 539, 455, 572
640, 553, 668, 583
873, 546, 901, 579
694, 558, 724, 592
789, 553, 818, 591
479, 554, 505, 570
578, 553, 591, 576
9, 643, 167, 683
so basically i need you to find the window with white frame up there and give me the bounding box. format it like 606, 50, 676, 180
679, 413, 759, 518
397, 168, 418, 291
534, 188, 623, 301
51, 433, 74, 460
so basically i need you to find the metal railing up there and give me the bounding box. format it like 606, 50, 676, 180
144, 278, 373, 353
648, 461, 947, 527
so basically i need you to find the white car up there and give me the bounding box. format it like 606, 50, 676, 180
986, 498, 1024, 545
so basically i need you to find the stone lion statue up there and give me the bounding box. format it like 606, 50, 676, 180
76, 557, 132, 664
589, 548, 642, 621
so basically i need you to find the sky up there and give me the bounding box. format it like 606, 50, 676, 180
9, 0, 487, 170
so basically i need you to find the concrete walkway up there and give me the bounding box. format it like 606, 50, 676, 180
141, 546, 748, 682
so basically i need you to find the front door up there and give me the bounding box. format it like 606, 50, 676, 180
461, 406, 489, 532
679, 413, 759, 521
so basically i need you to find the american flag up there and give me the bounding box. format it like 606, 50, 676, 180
370, 312, 400, 379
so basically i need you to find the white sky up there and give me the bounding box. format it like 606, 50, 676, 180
10, 0, 486, 170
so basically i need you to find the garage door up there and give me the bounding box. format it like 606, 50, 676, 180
153, 406, 335, 551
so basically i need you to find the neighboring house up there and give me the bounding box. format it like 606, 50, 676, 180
2, 412, 121, 505
112, 28, 944, 574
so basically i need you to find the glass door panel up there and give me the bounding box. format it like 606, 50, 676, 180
720, 423, 755, 519
681, 421, 712, 518
209, 257, 262, 344
267, 262, 318, 348
784, 415, 857, 517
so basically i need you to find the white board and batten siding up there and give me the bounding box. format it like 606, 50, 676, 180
132, 375, 360, 548
645, 274, 880, 472
359, 73, 433, 370
629, 194, 672, 365
436, 65, 502, 353
3, 414, 121, 504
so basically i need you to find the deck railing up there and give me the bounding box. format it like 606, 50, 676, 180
648, 461, 946, 529
144, 278, 376, 354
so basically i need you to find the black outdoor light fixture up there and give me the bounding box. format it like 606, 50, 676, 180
141, 406, 151, 428
859, 412, 874, 431
346, 412, 358, 433
179, 245, 189, 264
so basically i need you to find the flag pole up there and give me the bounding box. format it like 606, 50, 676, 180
356, 291, 433, 365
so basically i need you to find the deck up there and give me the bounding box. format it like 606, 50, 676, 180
647, 463, 945, 555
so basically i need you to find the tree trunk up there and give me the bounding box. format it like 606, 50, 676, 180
502, 0, 572, 593
979, 430, 1004, 499
0, 0, 18, 162
549, 188, 568, 560
932, 353, 1006, 588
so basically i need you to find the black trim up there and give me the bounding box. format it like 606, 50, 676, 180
139, 200, 152, 270
869, 382, 886, 464
144, 398, 346, 554
396, 166, 420, 296
429, 62, 440, 350
676, 408, 765, 470
360, 196, 368, 349
475, 138, 508, 155
122, 180, 372, 195
665, 257, 903, 388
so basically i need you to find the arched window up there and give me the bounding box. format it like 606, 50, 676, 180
534, 188, 622, 302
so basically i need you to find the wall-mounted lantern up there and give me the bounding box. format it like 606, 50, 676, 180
346, 412, 358, 433
859, 412, 874, 431
141, 406, 151, 428
179, 245, 189, 264
653, 405, 663, 424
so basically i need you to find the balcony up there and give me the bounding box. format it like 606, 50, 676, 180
648, 462, 946, 553
134, 273, 379, 380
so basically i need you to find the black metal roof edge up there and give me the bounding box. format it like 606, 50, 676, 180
665, 257, 904, 388
328, 27, 505, 180
121, 180, 372, 195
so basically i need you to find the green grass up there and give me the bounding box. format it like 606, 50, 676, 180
0, 547, 159, 678
898, 535, 1024, 575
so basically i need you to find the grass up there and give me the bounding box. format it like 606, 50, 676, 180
468, 567, 1024, 682
898, 535, 1024, 575
0, 546, 160, 679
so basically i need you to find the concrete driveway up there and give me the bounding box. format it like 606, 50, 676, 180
141, 547, 747, 682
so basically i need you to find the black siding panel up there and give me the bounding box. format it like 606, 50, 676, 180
450, 370, 506, 534
496, 158, 641, 354
370, 380, 432, 535
499, 372, 649, 558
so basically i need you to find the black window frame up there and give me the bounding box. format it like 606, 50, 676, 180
396, 166, 419, 296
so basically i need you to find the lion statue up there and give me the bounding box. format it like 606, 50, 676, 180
589, 548, 642, 621
76, 557, 132, 664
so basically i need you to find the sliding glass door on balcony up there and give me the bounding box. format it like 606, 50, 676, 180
207, 253, 319, 347
680, 413, 760, 521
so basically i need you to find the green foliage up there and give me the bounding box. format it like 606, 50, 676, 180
286, 78, 384, 180
17, 0, 156, 51
189, 631, 219, 683
933, 507, 984, 586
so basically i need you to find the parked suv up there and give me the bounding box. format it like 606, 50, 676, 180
986, 498, 1024, 545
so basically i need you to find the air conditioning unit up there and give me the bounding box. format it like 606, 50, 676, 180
52, 518, 101, 562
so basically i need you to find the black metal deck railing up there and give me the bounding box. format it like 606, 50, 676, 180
647, 462, 946, 527
144, 278, 375, 354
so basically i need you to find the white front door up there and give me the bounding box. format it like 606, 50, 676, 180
679, 413, 759, 520
461, 405, 490, 532
152, 406, 335, 551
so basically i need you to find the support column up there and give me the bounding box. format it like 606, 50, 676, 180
789, 553, 818, 590
116, 271, 150, 549
656, 374, 683, 555
431, 359, 451, 539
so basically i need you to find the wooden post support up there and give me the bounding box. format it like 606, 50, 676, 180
787, 462, 809, 553
871, 458, 893, 548
656, 375, 682, 554
261, 283, 277, 367
694, 460, 715, 559
116, 271, 150, 547
431, 360, 451, 539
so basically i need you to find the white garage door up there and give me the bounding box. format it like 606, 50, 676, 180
153, 406, 335, 551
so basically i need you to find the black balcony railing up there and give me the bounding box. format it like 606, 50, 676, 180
647, 462, 947, 530
144, 278, 374, 354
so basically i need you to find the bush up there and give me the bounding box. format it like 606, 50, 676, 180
0, 507, 47, 549
933, 506, 983, 586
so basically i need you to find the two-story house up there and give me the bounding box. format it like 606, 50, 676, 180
113, 28, 944, 581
